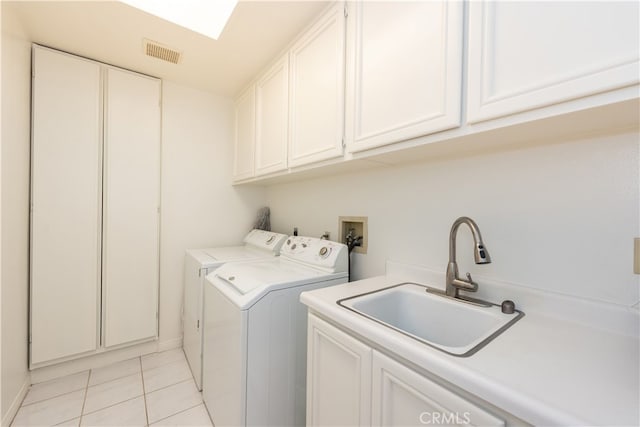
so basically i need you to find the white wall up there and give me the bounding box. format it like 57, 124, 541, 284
159, 81, 266, 346
266, 130, 640, 308
1, 4, 32, 423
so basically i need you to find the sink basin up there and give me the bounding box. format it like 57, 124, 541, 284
337, 283, 524, 356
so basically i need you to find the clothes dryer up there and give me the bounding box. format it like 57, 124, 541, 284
183, 229, 287, 390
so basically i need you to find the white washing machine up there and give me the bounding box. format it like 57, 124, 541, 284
183, 229, 288, 390
202, 236, 348, 427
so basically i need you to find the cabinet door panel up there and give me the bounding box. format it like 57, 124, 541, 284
30, 46, 102, 365
233, 86, 256, 181
307, 315, 371, 427
372, 351, 505, 427
289, 3, 345, 167
102, 68, 160, 348
346, 1, 463, 152
466, 1, 640, 123
255, 56, 289, 175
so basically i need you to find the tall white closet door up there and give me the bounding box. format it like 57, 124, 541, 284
30, 47, 102, 365
102, 68, 160, 348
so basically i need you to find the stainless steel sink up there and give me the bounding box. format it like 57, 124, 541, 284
337, 282, 524, 356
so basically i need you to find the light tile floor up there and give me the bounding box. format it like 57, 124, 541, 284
11, 348, 213, 427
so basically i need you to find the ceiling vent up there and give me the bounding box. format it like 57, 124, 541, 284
143, 39, 182, 64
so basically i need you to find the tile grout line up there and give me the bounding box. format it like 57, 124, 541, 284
79, 370, 145, 418
144, 378, 193, 397
140, 356, 151, 426
79, 356, 191, 424
78, 369, 92, 426
22, 350, 185, 426
20, 371, 90, 407
150, 403, 207, 425
85, 359, 142, 388
20, 386, 85, 408
81, 394, 145, 417
15, 371, 91, 427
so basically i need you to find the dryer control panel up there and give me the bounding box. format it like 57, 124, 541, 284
280, 236, 348, 273
243, 229, 288, 254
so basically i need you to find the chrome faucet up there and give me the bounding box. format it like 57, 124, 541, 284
446, 217, 491, 298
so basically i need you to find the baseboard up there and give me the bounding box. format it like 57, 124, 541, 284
30, 341, 158, 384
2, 376, 30, 427
30, 337, 184, 384
157, 336, 183, 352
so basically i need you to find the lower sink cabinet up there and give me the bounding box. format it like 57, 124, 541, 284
306, 313, 372, 426
306, 313, 516, 427
372, 351, 505, 426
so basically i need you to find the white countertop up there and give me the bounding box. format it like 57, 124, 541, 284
300, 263, 640, 426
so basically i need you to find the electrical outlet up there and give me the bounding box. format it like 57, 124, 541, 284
634, 238, 640, 275
338, 216, 368, 254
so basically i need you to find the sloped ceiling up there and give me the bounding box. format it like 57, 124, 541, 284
4, 0, 329, 97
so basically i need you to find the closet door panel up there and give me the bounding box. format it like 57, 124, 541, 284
30, 46, 102, 365
102, 68, 160, 348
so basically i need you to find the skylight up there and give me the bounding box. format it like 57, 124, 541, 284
120, 0, 238, 40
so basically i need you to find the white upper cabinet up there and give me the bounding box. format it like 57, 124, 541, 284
345, 1, 464, 153
466, 1, 640, 123
232, 0, 638, 183
233, 85, 256, 181
289, 2, 346, 167
255, 55, 289, 175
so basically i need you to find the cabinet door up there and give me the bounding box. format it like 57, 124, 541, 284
255, 55, 289, 175
30, 46, 102, 365
372, 351, 505, 427
289, 2, 346, 167
345, 1, 463, 153
102, 68, 160, 348
307, 314, 372, 427
233, 85, 256, 181
466, 1, 640, 123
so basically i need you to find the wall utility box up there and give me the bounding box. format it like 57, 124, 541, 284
339, 216, 368, 254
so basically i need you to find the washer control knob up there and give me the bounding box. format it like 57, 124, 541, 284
291, 243, 297, 250
286, 239, 291, 245
266, 236, 275, 244
319, 247, 331, 258
228, 276, 235, 281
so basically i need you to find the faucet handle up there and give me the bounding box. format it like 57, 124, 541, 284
467, 273, 478, 286
465, 272, 479, 292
